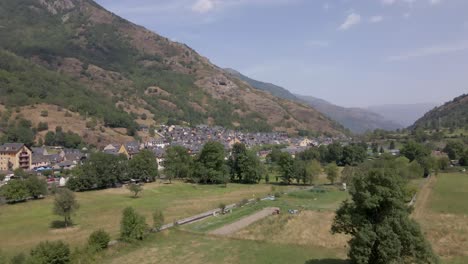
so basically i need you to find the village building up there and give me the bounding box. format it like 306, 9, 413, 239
0, 143, 33, 171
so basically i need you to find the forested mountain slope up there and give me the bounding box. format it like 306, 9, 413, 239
0, 0, 343, 145
412, 94, 468, 130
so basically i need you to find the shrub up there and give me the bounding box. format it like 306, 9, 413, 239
120, 207, 148, 242
37, 122, 48, 132
152, 210, 165, 231
29, 241, 70, 264
274, 192, 282, 198
40, 110, 48, 117
88, 230, 111, 251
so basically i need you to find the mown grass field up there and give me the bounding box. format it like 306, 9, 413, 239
0, 181, 284, 257
414, 172, 468, 263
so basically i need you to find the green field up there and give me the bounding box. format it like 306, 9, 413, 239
430, 173, 468, 215
0, 181, 280, 256
415, 172, 468, 263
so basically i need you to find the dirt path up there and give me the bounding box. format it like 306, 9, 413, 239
209, 207, 279, 236
412, 175, 436, 219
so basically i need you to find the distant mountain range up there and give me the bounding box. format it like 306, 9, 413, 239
368, 103, 439, 128
412, 94, 468, 130
225, 68, 403, 134
295, 95, 403, 133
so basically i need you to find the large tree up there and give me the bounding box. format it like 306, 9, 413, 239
228, 143, 263, 184
163, 146, 192, 183
53, 188, 79, 228
325, 163, 340, 184
192, 141, 228, 184
128, 149, 158, 182
331, 168, 439, 264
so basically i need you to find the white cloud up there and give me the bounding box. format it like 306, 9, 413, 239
369, 16, 384, 23
387, 40, 468, 61
306, 40, 329, 48
429, 0, 441, 5
338, 13, 361, 30
192, 0, 216, 13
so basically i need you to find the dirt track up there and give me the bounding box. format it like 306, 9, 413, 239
412, 176, 436, 219
209, 207, 279, 236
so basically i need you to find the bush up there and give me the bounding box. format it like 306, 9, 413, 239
37, 122, 48, 132
40, 110, 48, 117
120, 207, 148, 242
152, 210, 164, 231
30, 240, 70, 264
88, 229, 110, 251
274, 192, 282, 198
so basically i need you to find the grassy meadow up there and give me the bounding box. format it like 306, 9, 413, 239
0, 181, 283, 257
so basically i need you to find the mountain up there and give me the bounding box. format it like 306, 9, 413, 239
295, 95, 402, 134
368, 103, 438, 128
412, 94, 468, 130
224, 68, 401, 134
224, 68, 298, 101
0, 0, 343, 146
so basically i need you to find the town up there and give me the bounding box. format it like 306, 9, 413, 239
0, 124, 340, 184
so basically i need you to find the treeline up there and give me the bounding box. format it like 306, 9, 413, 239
0, 170, 48, 203
67, 150, 158, 191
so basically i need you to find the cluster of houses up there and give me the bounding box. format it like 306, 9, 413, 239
0, 125, 339, 176
0, 143, 87, 173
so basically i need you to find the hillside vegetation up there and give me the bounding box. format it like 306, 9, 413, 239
412, 94, 468, 130
0, 0, 343, 142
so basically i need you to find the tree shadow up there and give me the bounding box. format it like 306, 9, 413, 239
50, 220, 75, 229
304, 259, 348, 264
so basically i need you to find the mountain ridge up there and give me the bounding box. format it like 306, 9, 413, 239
0, 0, 344, 145
224, 68, 402, 134
412, 94, 468, 130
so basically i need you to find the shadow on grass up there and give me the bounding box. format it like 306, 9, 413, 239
305, 259, 348, 264
50, 220, 75, 229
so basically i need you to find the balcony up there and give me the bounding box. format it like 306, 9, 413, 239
20, 153, 30, 158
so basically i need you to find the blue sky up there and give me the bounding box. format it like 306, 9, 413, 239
95, 0, 468, 107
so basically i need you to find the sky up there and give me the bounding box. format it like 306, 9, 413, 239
95, 0, 468, 108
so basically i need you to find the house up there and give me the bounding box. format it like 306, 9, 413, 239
0, 143, 32, 171
32, 153, 51, 169
121, 142, 141, 159
103, 144, 121, 155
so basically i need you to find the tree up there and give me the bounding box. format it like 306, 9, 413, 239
128, 150, 158, 182
25, 175, 48, 199
437, 157, 450, 171
341, 165, 356, 185
325, 163, 339, 184
152, 209, 165, 231
389, 140, 396, 150
44, 131, 55, 146
30, 241, 70, 264
0, 179, 29, 202
127, 183, 143, 198
408, 160, 424, 179
120, 207, 148, 242
331, 168, 439, 264
443, 140, 465, 160
306, 159, 322, 185
192, 141, 228, 184
459, 150, 468, 166
53, 188, 79, 228
163, 146, 192, 183
401, 141, 430, 162
88, 230, 110, 251
228, 144, 263, 184
277, 152, 294, 184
